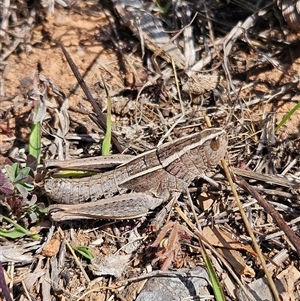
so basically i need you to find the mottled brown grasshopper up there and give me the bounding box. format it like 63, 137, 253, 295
45, 128, 227, 221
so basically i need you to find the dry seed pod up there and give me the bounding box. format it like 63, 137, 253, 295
277, 0, 300, 31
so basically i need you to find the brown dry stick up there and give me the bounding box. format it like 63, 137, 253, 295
236, 176, 300, 257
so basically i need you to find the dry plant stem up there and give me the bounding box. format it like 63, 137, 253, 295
222, 160, 281, 301
181, 196, 225, 301
56, 227, 90, 283
229, 79, 299, 111
0, 0, 10, 41
174, 205, 253, 299
0, 6, 36, 61
221, 3, 272, 95
22, 280, 32, 301
8, 262, 13, 294
186, 189, 202, 231
76, 286, 127, 301
150, 13, 198, 73
57, 42, 123, 153
236, 177, 300, 256
118, 267, 241, 296
0, 261, 13, 301
157, 114, 185, 147
172, 59, 185, 115
231, 167, 299, 189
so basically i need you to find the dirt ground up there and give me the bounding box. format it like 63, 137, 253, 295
1, 1, 300, 301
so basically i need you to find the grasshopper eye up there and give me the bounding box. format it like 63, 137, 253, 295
210, 137, 220, 151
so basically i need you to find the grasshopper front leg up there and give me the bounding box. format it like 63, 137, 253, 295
48, 193, 164, 221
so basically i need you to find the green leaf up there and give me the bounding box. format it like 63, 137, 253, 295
12, 163, 19, 178
15, 183, 29, 198
0, 228, 27, 239
275, 101, 300, 131
25, 197, 48, 224
14, 166, 31, 183
5, 163, 19, 182
29, 121, 41, 163
15, 182, 34, 198
19, 182, 34, 191
73, 246, 94, 260
101, 78, 112, 156
0, 215, 40, 240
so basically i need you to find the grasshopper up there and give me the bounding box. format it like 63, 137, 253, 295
46, 128, 227, 221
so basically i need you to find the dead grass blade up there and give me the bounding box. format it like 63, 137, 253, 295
231, 167, 300, 189
222, 159, 281, 301
0, 261, 13, 301
222, 3, 273, 94
56, 226, 90, 283
57, 42, 123, 153
173, 204, 254, 300
0, 5, 35, 62
235, 176, 300, 256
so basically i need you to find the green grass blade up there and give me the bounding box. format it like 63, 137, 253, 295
29, 121, 41, 163
203, 251, 226, 301
275, 101, 300, 132
0, 215, 40, 240
101, 77, 112, 156
197, 234, 225, 301
0, 228, 27, 239
52, 170, 97, 178
156, 0, 172, 14
73, 246, 94, 260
